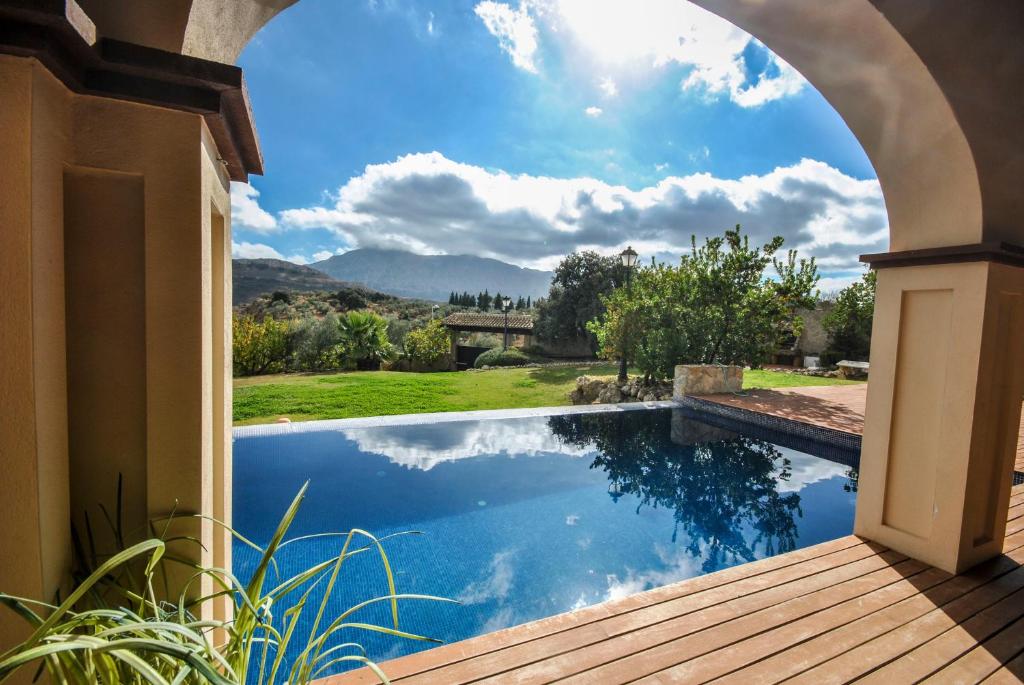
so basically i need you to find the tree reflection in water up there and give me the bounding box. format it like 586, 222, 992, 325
548, 409, 804, 573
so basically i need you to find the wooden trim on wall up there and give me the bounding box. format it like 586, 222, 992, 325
861, 242, 1024, 270
0, 0, 262, 181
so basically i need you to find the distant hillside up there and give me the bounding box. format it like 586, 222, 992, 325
312, 248, 553, 302
232, 258, 353, 305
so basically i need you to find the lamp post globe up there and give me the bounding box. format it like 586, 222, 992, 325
618, 246, 638, 383
502, 297, 512, 350
620, 245, 638, 269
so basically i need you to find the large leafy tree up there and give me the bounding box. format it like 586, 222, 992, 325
822, 270, 876, 363
589, 226, 819, 379
535, 251, 625, 353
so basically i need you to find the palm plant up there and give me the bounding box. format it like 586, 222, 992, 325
338, 311, 394, 370
0, 482, 451, 684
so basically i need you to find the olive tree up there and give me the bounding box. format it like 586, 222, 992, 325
589, 226, 818, 379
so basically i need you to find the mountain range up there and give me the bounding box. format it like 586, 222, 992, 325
311, 248, 553, 302
232, 259, 353, 305
232, 249, 553, 304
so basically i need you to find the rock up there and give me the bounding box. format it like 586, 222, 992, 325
673, 364, 743, 398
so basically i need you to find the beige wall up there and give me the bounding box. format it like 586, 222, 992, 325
64, 167, 148, 548
0, 52, 233, 655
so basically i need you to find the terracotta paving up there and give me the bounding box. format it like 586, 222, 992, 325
701, 384, 868, 435
326, 384, 1024, 685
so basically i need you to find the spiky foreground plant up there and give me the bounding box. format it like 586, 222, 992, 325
0, 483, 450, 684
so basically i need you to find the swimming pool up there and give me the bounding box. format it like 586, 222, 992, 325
232, 405, 858, 674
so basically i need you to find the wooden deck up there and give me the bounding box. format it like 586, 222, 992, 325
328, 489, 1024, 684
326, 387, 1024, 684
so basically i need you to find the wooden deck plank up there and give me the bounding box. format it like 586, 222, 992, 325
981, 648, 1024, 683
922, 615, 1024, 683
709, 532, 1024, 684
581, 560, 931, 685
783, 564, 1024, 684
857, 587, 1024, 684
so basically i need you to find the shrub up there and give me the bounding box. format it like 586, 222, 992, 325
233, 315, 289, 376
822, 271, 876, 363
474, 346, 530, 368
403, 319, 451, 370
0, 483, 448, 685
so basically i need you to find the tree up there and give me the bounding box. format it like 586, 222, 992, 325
822, 271, 876, 363
403, 319, 451, 370
338, 310, 393, 370
535, 251, 625, 353
478, 289, 492, 311
588, 226, 819, 379
232, 315, 289, 376
290, 313, 343, 371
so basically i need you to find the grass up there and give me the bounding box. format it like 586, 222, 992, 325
233, 365, 862, 425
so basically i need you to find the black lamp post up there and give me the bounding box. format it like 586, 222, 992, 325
618, 245, 638, 383
502, 296, 512, 350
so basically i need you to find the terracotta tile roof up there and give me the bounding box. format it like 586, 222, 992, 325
442, 312, 534, 331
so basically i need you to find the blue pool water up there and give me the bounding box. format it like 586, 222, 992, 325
232, 407, 858, 674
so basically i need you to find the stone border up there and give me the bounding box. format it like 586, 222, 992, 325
233, 400, 679, 438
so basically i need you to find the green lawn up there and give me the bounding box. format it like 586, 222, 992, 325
233, 365, 861, 425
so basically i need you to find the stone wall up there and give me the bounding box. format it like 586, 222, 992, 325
796, 302, 833, 355
673, 365, 743, 398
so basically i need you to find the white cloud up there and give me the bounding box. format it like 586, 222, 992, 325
598, 76, 618, 98
312, 250, 334, 262
280, 151, 888, 273
230, 182, 277, 233
286, 254, 310, 265
491, 0, 804, 106
474, 1, 539, 73
341, 418, 592, 471
427, 11, 435, 35
585, 106, 603, 117
457, 550, 516, 604
689, 146, 711, 163
232, 241, 284, 260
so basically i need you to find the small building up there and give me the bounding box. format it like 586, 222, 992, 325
442, 312, 534, 369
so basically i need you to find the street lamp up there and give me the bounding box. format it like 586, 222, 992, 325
502, 296, 512, 350
618, 246, 638, 383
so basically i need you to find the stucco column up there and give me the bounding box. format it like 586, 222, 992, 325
855, 257, 1024, 574
0, 54, 73, 660
0, 46, 240, 658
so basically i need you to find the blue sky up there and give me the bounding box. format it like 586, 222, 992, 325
232, 0, 887, 289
